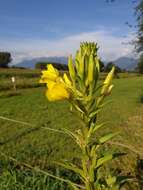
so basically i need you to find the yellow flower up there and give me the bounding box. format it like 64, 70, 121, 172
46, 82, 70, 101
40, 64, 71, 101
40, 64, 59, 83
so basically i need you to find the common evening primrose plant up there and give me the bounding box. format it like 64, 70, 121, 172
40, 42, 124, 190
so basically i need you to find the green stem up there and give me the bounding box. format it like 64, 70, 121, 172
81, 124, 95, 190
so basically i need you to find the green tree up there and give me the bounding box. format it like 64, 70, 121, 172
35, 62, 47, 70
137, 53, 143, 73
35, 62, 68, 71
105, 62, 122, 74
135, 0, 143, 52
99, 59, 105, 72
105, 62, 114, 72
0, 52, 12, 68
135, 1, 143, 74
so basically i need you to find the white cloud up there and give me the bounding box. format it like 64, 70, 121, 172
0, 29, 135, 64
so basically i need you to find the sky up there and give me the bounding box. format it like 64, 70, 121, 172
0, 0, 139, 64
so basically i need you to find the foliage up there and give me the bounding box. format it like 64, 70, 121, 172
137, 53, 143, 73
35, 62, 68, 71
135, 0, 143, 52
0, 52, 12, 68
0, 76, 143, 189
99, 60, 105, 72
40, 42, 130, 190
0, 159, 69, 190
105, 62, 122, 75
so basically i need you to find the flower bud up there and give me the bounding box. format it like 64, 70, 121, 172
105, 84, 114, 96
87, 54, 95, 84
101, 66, 115, 95
68, 55, 76, 82
95, 57, 100, 73
79, 55, 85, 79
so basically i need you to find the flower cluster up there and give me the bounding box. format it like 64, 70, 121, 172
40, 64, 71, 101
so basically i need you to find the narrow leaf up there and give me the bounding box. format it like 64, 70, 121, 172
55, 161, 86, 181
93, 122, 107, 133
99, 132, 119, 144
96, 154, 113, 168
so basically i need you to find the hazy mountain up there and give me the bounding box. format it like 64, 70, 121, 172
113, 57, 138, 70
16, 56, 68, 68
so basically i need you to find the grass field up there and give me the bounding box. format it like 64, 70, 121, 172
0, 69, 143, 189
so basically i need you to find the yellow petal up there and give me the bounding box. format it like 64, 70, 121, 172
46, 80, 56, 89
39, 78, 45, 83
56, 76, 64, 83
41, 70, 58, 81
46, 83, 70, 101
63, 73, 72, 86
40, 64, 59, 82
47, 64, 59, 76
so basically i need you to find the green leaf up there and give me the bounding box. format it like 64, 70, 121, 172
72, 102, 84, 114
62, 128, 82, 148
55, 161, 86, 182
89, 108, 101, 119
92, 122, 107, 133
99, 132, 119, 144
96, 154, 113, 168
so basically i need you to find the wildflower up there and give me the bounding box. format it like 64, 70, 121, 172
40, 64, 59, 83
46, 82, 70, 101
40, 64, 71, 101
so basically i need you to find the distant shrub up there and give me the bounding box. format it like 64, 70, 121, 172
35, 62, 68, 71
0, 52, 12, 68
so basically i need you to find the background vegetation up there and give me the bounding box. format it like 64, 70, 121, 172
0, 68, 143, 189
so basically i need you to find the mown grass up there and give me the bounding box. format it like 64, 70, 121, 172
0, 70, 143, 189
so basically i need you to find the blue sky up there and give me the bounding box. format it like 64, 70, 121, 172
0, 0, 138, 63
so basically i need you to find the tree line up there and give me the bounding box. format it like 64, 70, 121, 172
0, 52, 12, 68
0, 52, 141, 73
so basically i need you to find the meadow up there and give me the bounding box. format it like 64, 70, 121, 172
0, 68, 143, 189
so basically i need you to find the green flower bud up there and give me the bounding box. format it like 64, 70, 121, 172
101, 66, 115, 95
105, 84, 114, 96
95, 57, 100, 73
68, 55, 76, 82
79, 55, 85, 79
87, 54, 95, 84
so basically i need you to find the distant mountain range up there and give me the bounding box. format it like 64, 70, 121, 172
113, 57, 138, 70
15, 56, 138, 70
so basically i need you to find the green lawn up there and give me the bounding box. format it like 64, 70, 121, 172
0, 76, 143, 189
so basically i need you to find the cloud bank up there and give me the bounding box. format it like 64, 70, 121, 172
0, 29, 135, 64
